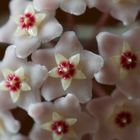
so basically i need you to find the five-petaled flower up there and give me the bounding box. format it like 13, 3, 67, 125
95, 27, 140, 99
87, 89, 140, 140
29, 94, 98, 140
0, 0, 63, 58
32, 31, 104, 103
0, 45, 48, 111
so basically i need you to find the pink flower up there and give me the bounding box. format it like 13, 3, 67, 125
87, 0, 140, 25
33, 0, 87, 15
29, 94, 98, 140
87, 89, 140, 140
95, 26, 140, 99
0, 0, 63, 58
32, 31, 104, 103
0, 45, 48, 111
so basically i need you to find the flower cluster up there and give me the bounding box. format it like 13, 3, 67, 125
0, 0, 140, 140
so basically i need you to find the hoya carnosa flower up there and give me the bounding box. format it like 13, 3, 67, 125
49, 53, 86, 90
28, 94, 98, 140
0, 110, 20, 139
95, 26, 140, 99
0, 0, 63, 58
14, 4, 46, 37
87, 89, 140, 140
32, 31, 104, 103
0, 67, 31, 103
0, 45, 48, 111
33, 0, 86, 16
86, 0, 140, 25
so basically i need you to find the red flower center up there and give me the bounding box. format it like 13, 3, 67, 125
20, 13, 36, 29
115, 111, 132, 128
5, 74, 21, 92
57, 61, 76, 79
51, 120, 69, 135
120, 51, 137, 70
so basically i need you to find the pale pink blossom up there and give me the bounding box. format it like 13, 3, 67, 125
87, 89, 140, 140
0, 0, 63, 58
95, 26, 140, 99
0, 45, 48, 111
29, 94, 98, 140
32, 31, 104, 103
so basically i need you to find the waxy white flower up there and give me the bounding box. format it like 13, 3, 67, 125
42, 112, 77, 140
87, 89, 140, 140
0, 45, 48, 111
95, 26, 140, 99
49, 54, 86, 90
14, 4, 46, 37
0, 67, 31, 103
0, 0, 63, 58
32, 31, 104, 103
29, 94, 98, 140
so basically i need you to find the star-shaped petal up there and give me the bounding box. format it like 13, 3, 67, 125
48, 53, 86, 90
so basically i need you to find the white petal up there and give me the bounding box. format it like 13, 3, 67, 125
15, 27, 27, 36
28, 26, 38, 37
25, 4, 35, 14
48, 67, 60, 78
61, 78, 72, 91
52, 112, 63, 121
69, 54, 80, 66
2, 69, 14, 79
55, 54, 68, 65
53, 133, 63, 140
66, 118, 77, 126
10, 90, 20, 103
21, 82, 31, 91
42, 122, 52, 131
15, 67, 25, 80
73, 70, 86, 79
0, 81, 8, 91
35, 13, 46, 25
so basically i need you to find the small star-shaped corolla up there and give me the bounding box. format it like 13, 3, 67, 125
28, 94, 98, 140
32, 31, 104, 103
95, 26, 140, 99
0, 45, 48, 111
0, 0, 63, 58
49, 53, 86, 90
